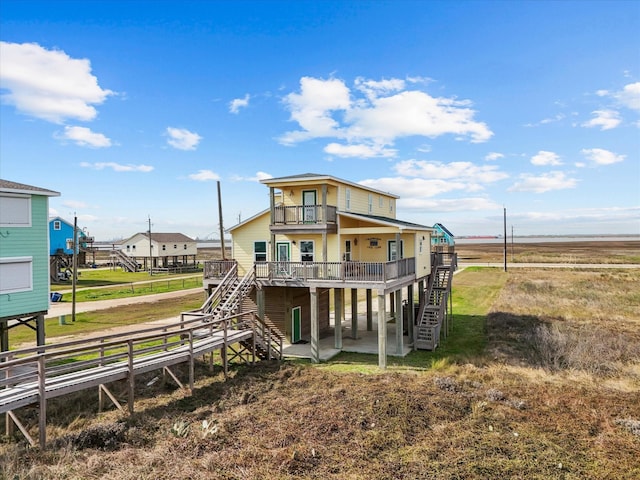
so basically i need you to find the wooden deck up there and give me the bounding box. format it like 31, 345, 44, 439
1, 310, 277, 448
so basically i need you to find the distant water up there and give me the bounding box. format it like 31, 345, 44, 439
455, 235, 640, 245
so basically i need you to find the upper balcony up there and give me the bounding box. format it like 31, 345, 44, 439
270, 204, 338, 234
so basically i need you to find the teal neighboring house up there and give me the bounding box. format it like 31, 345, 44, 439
431, 223, 455, 252
0, 179, 60, 351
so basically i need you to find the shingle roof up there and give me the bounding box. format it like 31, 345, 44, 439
0, 179, 60, 196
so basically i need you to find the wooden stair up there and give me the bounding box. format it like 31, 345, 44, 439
415, 254, 456, 350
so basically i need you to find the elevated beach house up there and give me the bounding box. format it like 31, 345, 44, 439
48, 216, 89, 280
0, 180, 60, 351
202, 173, 455, 368
115, 232, 198, 272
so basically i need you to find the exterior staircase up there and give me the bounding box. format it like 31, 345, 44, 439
415, 253, 456, 350
195, 264, 284, 360
112, 249, 139, 272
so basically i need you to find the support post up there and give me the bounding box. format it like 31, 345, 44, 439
377, 290, 386, 369
310, 287, 320, 363
334, 288, 343, 349
407, 283, 415, 346
395, 288, 403, 355
350, 288, 358, 339
366, 289, 373, 331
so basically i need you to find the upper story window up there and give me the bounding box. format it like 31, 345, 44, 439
173, 244, 177, 249
53, 220, 61, 230
300, 240, 314, 262
0, 194, 31, 227
254, 241, 267, 262
379, 196, 383, 208
162, 244, 166, 251
345, 188, 351, 211
184, 244, 187, 250
368, 194, 373, 214
389, 199, 394, 213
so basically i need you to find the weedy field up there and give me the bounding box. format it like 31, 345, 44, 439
2, 266, 639, 479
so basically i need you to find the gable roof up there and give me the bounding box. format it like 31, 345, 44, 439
121, 232, 196, 244
0, 179, 60, 197
261, 173, 400, 199
434, 223, 454, 238
341, 212, 434, 231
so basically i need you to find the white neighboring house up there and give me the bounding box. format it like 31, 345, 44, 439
118, 232, 198, 271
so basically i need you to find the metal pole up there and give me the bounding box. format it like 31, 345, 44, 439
503, 207, 507, 272
72, 214, 78, 322
148, 216, 153, 275
217, 181, 226, 260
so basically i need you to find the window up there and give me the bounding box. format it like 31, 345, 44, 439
173, 244, 177, 249
0, 257, 33, 294
387, 240, 404, 261
379, 196, 383, 208
254, 241, 267, 262
0, 194, 31, 227
162, 245, 166, 251
300, 241, 314, 262
53, 220, 61, 230
368, 194, 373, 214
389, 199, 394, 213
126, 245, 131, 251
184, 244, 187, 250
345, 188, 351, 211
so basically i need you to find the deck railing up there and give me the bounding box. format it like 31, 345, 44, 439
254, 258, 415, 283
273, 204, 337, 225
203, 259, 237, 279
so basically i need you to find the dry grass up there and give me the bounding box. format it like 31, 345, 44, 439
2, 263, 640, 479
457, 240, 640, 264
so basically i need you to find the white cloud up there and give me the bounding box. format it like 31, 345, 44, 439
229, 94, 250, 114
485, 152, 504, 161
392, 159, 509, 183
580, 148, 625, 166
614, 82, 640, 111
581, 109, 621, 130
57, 125, 112, 148
279, 76, 493, 151
399, 196, 501, 212
230, 171, 273, 182
324, 142, 396, 158
531, 150, 562, 166
166, 127, 202, 150
80, 162, 153, 172
508, 171, 578, 193
188, 169, 220, 181
0, 41, 113, 123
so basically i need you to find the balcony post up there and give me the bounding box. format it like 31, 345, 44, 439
395, 288, 403, 355
377, 289, 386, 370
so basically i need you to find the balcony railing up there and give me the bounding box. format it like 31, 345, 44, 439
254, 258, 415, 284
273, 205, 337, 225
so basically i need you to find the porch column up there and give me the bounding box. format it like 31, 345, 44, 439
310, 287, 320, 363
377, 289, 387, 369
269, 187, 276, 262
256, 287, 265, 319
395, 289, 403, 355
350, 288, 358, 339
407, 283, 415, 347
334, 288, 343, 349
0, 320, 8, 353
366, 289, 373, 331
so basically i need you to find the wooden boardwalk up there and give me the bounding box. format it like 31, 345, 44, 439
1, 310, 281, 448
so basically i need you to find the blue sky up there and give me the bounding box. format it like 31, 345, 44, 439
1, 0, 638, 241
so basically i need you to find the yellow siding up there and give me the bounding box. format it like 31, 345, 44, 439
339, 184, 395, 218
232, 212, 271, 275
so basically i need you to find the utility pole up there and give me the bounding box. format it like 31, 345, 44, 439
217, 181, 226, 260
148, 216, 153, 275
71, 214, 78, 322
503, 207, 507, 272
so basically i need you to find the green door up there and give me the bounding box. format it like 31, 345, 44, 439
292, 306, 302, 343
